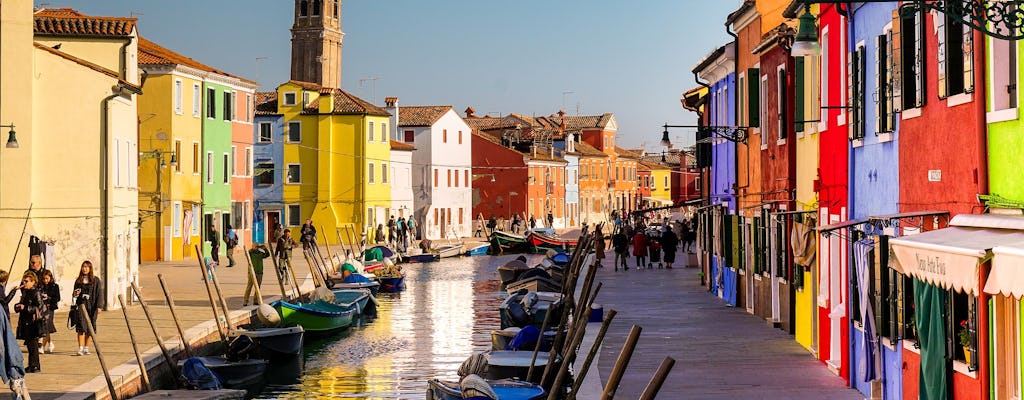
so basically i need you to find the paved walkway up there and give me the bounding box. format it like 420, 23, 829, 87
592, 260, 864, 399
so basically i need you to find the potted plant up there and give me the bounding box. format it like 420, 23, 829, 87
958, 320, 972, 362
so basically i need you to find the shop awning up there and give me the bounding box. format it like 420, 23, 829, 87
890, 227, 1024, 296
643, 197, 674, 206
985, 242, 1024, 298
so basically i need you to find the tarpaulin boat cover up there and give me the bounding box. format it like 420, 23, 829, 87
853, 239, 877, 382
914, 279, 948, 400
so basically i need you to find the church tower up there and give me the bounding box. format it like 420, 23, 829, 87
290, 0, 344, 88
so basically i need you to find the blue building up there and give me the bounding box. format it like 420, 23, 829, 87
253, 92, 285, 244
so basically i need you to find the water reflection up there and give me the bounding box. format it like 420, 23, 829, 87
257, 254, 540, 399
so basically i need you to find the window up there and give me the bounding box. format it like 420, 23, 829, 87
245, 147, 253, 177
300, 0, 308, 16
283, 92, 297, 106
287, 164, 301, 184
777, 66, 788, 142
664, 175, 669, 189
223, 91, 233, 121
433, 169, 438, 187
193, 143, 200, 174
333, 0, 339, 18
222, 153, 229, 183
454, 169, 459, 187
245, 93, 252, 122
232, 202, 244, 231
990, 25, 1019, 111
368, 162, 375, 184
937, 10, 974, 98
464, 170, 469, 186
231, 146, 237, 177
206, 151, 214, 183
458, 130, 463, 144
312, 0, 321, 16
174, 140, 182, 173
287, 204, 301, 227
746, 68, 759, 128
794, 58, 805, 134
443, 129, 447, 143
172, 202, 182, 237
382, 163, 388, 184
259, 122, 272, 143
192, 84, 201, 117
191, 204, 200, 236
368, 122, 374, 142
382, 123, 388, 142
207, 87, 216, 119
174, 80, 183, 114
947, 290, 978, 369
878, 30, 896, 133
822, 29, 830, 110
256, 162, 274, 185
849, 44, 866, 140
893, 9, 926, 110
760, 75, 768, 148
447, 169, 452, 187
287, 121, 301, 142
404, 130, 414, 142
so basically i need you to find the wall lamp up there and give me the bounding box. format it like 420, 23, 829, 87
662, 124, 747, 145
0, 123, 18, 149
140, 149, 177, 169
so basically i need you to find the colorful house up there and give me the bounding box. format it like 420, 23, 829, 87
201, 80, 238, 258
230, 87, 256, 248
253, 91, 284, 244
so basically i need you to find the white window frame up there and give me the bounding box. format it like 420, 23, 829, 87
230, 91, 238, 122
368, 121, 375, 142
777, 64, 788, 146
368, 162, 376, 184
760, 74, 769, 150
987, 33, 1020, 122
287, 204, 301, 227
283, 91, 297, 106
838, 22, 848, 126
820, 28, 830, 132
174, 79, 183, 115
207, 87, 217, 119
259, 122, 273, 143
192, 83, 201, 117
286, 163, 301, 184
172, 202, 182, 237
231, 146, 238, 177
191, 204, 200, 236
287, 121, 301, 143
245, 93, 252, 123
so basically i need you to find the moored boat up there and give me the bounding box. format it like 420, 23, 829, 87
526, 231, 578, 251
432, 244, 465, 258
499, 290, 564, 330
426, 378, 546, 400
226, 327, 304, 361
464, 243, 490, 256
482, 350, 553, 382
178, 356, 268, 391
377, 272, 406, 292
490, 231, 529, 253
497, 259, 530, 285
331, 288, 375, 318
272, 300, 355, 337
402, 253, 440, 263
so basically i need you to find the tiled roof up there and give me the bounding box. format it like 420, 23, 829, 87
390, 141, 416, 151
255, 91, 278, 116
33, 42, 141, 93
298, 89, 391, 117
752, 24, 795, 54
287, 80, 322, 91
138, 37, 256, 85
616, 147, 641, 159
572, 141, 608, 157
465, 116, 508, 131
399, 106, 452, 127
34, 8, 136, 37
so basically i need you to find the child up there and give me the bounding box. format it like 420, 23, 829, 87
649, 237, 662, 269
39, 270, 59, 353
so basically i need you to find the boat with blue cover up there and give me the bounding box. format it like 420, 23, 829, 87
331, 288, 376, 318
426, 378, 545, 400
464, 243, 490, 256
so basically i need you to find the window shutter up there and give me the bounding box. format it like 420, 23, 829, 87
730, 215, 740, 268
873, 239, 887, 338
858, 46, 867, 139
876, 35, 885, 133
850, 248, 861, 323
963, 24, 974, 93
891, 10, 903, 112
795, 58, 805, 132
914, 11, 926, 107
937, 12, 947, 98
848, 50, 855, 139
778, 69, 788, 140
752, 216, 762, 273
748, 68, 760, 127
737, 216, 745, 270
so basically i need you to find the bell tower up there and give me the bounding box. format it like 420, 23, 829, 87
290, 0, 344, 88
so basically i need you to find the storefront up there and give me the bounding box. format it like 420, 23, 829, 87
889, 214, 1024, 399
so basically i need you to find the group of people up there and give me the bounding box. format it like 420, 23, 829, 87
477, 212, 552, 237
376, 215, 416, 251
0, 254, 104, 388
593, 216, 698, 271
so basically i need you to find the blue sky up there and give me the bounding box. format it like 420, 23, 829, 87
43, 1, 740, 150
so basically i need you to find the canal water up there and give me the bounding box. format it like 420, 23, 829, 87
256, 253, 543, 399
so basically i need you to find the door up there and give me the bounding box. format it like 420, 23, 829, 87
745, 219, 754, 313
995, 296, 1021, 400
828, 214, 843, 370
266, 211, 281, 244
439, 208, 447, 239
769, 211, 781, 322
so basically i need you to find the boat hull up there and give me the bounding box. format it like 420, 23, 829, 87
272, 300, 354, 337
378, 274, 406, 292
490, 231, 530, 253
483, 350, 554, 383
464, 243, 490, 256
402, 253, 440, 263
331, 289, 375, 318
505, 276, 561, 295
433, 244, 465, 258
426, 378, 546, 400
499, 291, 564, 330
227, 327, 304, 361
526, 232, 577, 250
179, 356, 268, 393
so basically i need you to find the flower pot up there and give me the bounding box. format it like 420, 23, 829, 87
963, 346, 972, 362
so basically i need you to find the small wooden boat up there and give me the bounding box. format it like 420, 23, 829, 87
483, 350, 553, 382
526, 231, 578, 250
464, 243, 490, 256
377, 272, 406, 292
499, 291, 564, 330
331, 288, 375, 318
402, 252, 440, 263
272, 300, 355, 337
491, 327, 556, 351
497, 259, 530, 285
490, 231, 530, 253
505, 275, 561, 295
426, 378, 546, 400
178, 356, 268, 390
328, 274, 382, 296
226, 327, 304, 361
432, 244, 465, 258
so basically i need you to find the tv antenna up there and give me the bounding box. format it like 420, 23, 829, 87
359, 77, 381, 103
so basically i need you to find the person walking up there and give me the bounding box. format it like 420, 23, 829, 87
0, 287, 27, 397
14, 272, 45, 373
300, 219, 317, 250
386, 216, 396, 247
529, 215, 536, 230
243, 244, 271, 306
0, 271, 16, 317
224, 224, 239, 268
593, 226, 606, 268
275, 230, 297, 286
632, 230, 649, 270
612, 228, 630, 271
546, 211, 554, 229
69, 261, 103, 357
209, 224, 221, 265
487, 216, 497, 235
660, 228, 679, 269
38, 270, 59, 354
23, 255, 42, 279
407, 217, 417, 241
271, 223, 284, 254
374, 224, 386, 244
648, 232, 662, 269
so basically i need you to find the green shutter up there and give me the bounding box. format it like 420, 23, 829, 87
748, 68, 760, 127
794, 58, 805, 133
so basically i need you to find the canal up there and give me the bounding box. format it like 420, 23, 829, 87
256, 253, 543, 399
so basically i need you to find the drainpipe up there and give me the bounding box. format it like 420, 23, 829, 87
725, 22, 741, 215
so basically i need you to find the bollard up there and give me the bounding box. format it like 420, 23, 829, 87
117, 295, 151, 393
638, 357, 676, 400
600, 325, 643, 400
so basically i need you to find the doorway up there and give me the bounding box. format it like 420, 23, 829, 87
994, 296, 1021, 400
266, 211, 281, 244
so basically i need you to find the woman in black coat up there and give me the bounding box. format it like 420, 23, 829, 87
69, 261, 104, 356
15, 271, 46, 373
39, 269, 59, 353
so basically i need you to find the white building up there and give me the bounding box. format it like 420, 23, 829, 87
386, 100, 473, 240
388, 139, 415, 222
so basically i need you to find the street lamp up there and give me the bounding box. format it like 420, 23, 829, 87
661, 124, 747, 144
0, 124, 18, 148
141, 149, 177, 169
791, 7, 820, 57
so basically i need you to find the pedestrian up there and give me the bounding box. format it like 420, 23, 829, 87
14, 272, 44, 373
546, 211, 554, 228
474, 219, 484, 238
612, 228, 629, 271
632, 230, 649, 269
407, 217, 417, 240
300, 219, 317, 250
275, 230, 296, 286
386, 216, 396, 247
648, 233, 662, 269
511, 214, 522, 234
397, 217, 408, 251
375, 224, 386, 244
487, 216, 497, 234
243, 244, 271, 306
0, 286, 27, 397
593, 226, 606, 268
224, 224, 238, 268
497, 216, 506, 233
209, 224, 221, 265
69, 261, 103, 357
38, 270, 59, 354
529, 215, 536, 230
23, 255, 42, 278
272, 222, 284, 254
660, 228, 679, 269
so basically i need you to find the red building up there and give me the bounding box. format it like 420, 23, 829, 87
469, 132, 566, 227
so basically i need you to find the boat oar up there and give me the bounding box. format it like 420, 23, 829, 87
208, 262, 235, 330
241, 247, 264, 304
267, 244, 291, 301
285, 258, 303, 298
117, 294, 151, 393
568, 309, 617, 400
301, 249, 325, 288
131, 282, 180, 379
157, 274, 193, 357
79, 306, 119, 400
526, 303, 555, 382
600, 325, 643, 400
547, 306, 593, 400
638, 357, 676, 400
320, 225, 338, 273
193, 244, 227, 342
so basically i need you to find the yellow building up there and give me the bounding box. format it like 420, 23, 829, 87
264, 81, 391, 245
648, 161, 674, 205
0, 5, 141, 309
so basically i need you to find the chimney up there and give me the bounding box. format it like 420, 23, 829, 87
557, 109, 565, 117
465, 106, 476, 118
385, 96, 399, 141
567, 133, 576, 153
549, 145, 554, 158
